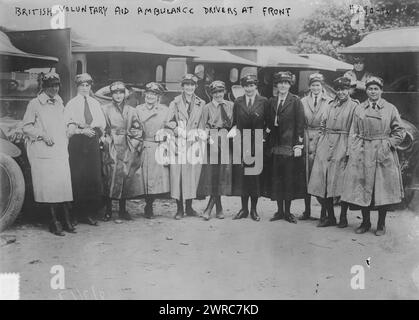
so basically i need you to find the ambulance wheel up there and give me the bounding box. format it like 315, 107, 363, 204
0, 153, 25, 232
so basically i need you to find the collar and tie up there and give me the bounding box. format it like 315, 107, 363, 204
246, 96, 254, 109
84, 96, 93, 125
219, 102, 231, 128
47, 98, 56, 104
274, 99, 284, 127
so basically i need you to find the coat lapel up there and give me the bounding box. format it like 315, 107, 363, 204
278, 93, 292, 115
240, 96, 251, 116
307, 94, 316, 115
176, 95, 189, 122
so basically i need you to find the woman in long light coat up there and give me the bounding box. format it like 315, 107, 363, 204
166, 74, 206, 219
341, 77, 405, 236
101, 81, 143, 221
128, 82, 171, 218
299, 73, 331, 221
308, 77, 358, 228
22, 72, 74, 236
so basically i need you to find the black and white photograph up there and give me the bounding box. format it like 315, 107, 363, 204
1, 0, 419, 304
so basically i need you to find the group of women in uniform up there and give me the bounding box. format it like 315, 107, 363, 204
22, 69, 405, 237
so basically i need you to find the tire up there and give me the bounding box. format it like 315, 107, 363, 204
0, 153, 25, 232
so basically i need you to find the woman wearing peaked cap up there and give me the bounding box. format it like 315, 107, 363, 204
264, 71, 306, 224
22, 72, 74, 235
299, 73, 332, 221
65, 73, 106, 226
231, 74, 270, 222
101, 81, 143, 221
341, 76, 405, 236
344, 56, 372, 102
308, 76, 358, 228
165, 74, 207, 220
127, 82, 171, 219
197, 80, 234, 220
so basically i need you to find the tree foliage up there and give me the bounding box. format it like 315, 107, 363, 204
295, 0, 419, 59
152, 20, 301, 46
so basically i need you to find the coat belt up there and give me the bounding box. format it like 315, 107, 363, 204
356, 134, 389, 141
111, 129, 127, 135
325, 128, 349, 135
305, 125, 321, 130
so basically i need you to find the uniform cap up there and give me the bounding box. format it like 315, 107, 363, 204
240, 74, 258, 86
209, 80, 226, 93
75, 73, 93, 86
273, 71, 295, 85
365, 76, 384, 89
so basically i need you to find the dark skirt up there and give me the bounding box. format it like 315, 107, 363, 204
231, 164, 262, 197
68, 133, 103, 205
263, 154, 306, 201
197, 142, 233, 196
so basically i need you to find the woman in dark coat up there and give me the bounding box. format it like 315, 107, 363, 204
65, 73, 106, 226
265, 71, 306, 224
231, 74, 269, 221
197, 80, 234, 220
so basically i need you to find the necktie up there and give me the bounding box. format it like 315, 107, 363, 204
371, 102, 377, 110
219, 102, 231, 128
84, 96, 93, 125
247, 98, 252, 109
47, 98, 56, 104
274, 100, 283, 127
314, 95, 318, 108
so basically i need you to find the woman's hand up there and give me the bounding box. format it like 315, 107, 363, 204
82, 128, 96, 138
41, 134, 54, 146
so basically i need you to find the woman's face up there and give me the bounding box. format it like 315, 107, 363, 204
77, 82, 91, 96
112, 90, 125, 104
145, 91, 158, 105
44, 83, 60, 98
354, 62, 365, 72
309, 82, 322, 95
243, 84, 257, 96
182, 83, 196, 96
366, 84, 382, 101
277, 81, 291, 95
336, 87, 349, 101
212, 90, 225, 103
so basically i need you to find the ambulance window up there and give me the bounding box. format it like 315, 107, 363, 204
76, 61, 83, 75
156, 65, 163, 82
230, 68, 238, 83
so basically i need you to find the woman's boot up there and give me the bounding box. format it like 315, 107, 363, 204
318, 198, 335, 227
337, 202, 349, 228
355, 209, 371, 234
202, 196, 216, 221
299, 195, 311, 220
185, 199, 198, 217
103, 198, 112, 221
49, 204, 65, 236
376, 210, 387, 236
284, 200, 297, 224
144, 196, 155, 219
119, 199, 132, 220
215, 196, 225, 219
62, 203, 76, 233
175, 200, 184, 220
